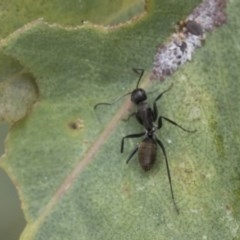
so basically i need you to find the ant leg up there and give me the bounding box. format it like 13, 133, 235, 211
126, 145, 139, 164
121, 132, 145, 153
157, 116, 196, 133
155, 137, 179, 214
152, 84, 173, 121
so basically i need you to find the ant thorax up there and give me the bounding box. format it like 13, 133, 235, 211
136, 101, 149, 112
136, 102, 155, 131
145, 127, 156, 137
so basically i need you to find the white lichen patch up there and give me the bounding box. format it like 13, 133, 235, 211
152, 0, 227, 81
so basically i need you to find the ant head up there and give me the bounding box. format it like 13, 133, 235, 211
131, 88, 147, 104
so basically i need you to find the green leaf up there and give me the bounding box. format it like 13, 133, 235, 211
1, 0, 240, 239
0, 0, 145, 38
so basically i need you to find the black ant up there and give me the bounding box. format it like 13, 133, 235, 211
94, 68, 196, 213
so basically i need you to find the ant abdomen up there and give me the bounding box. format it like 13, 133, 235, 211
138, 138, 157, 171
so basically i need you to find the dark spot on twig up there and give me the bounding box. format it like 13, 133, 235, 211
151, 0, 227, 81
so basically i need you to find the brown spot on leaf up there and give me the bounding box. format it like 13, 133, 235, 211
68, 118, 84, 130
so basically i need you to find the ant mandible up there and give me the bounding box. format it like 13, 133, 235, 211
94, 68, 196, 213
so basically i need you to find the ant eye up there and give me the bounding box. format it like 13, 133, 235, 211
131, 88, 147, 104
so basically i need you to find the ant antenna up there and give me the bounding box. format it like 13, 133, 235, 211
132, 68, 144, 89
94, 91, 131, 110
94, 68, 145, 111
